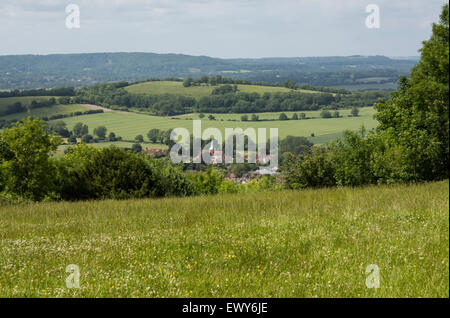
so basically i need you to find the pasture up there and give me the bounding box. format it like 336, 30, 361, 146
0, 181, 448, 297
1, 104, 88, 122
50, 107, 377, 144
0, 96, 59, 109
124, 81, 319, 98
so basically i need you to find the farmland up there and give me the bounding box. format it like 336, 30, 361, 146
124, 81, 320, 98
0, 96, 58, 109
0, 180, 447, 297
50, 107, 377, 144
1, 104, 88, 122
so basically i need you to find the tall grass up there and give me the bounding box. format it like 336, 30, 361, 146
0, 181, 448, 297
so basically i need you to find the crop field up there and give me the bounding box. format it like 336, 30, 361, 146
50, 107, 377, 144
0, 181, 448, 297
124, 81, 320, 98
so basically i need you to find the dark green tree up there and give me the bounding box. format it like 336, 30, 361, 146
135, 135, 144, 143
147, 129, 161, 143
374, 4, 449, 181
279, 113, 288, 120
0, 118, 61, 200
93, 126, 107, 139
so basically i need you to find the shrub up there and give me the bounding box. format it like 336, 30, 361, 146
279, 113, 288, 120
351, 107, 360, 117
284, 148, 336, 189
60, 145, 194, 200
320, 110, 332, 118
190, 168, 225, 195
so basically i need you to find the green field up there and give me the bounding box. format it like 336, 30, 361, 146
0, 181, 448, 297
50, 107, 377, 144
125, 81, 319, 98
1, 104, 88, 122
0, 96, 59, 108
0, 96, 60, 115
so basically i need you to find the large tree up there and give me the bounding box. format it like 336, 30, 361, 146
375, 4, 449, 181
0, 118, 61, 200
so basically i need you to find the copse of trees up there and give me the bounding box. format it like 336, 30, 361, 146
73, 122, 89, 137
0, 119, 193, 201
147, 128, 174, 146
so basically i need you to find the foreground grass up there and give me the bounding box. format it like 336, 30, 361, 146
0, 181, 448, 298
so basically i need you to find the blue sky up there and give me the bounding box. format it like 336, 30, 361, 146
0, 0, 445, 58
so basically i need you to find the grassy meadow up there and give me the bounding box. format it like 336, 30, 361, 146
125, 81, 320, 98
1, 104, 88, 122
51, 107, 377, 144
0, 181, 448, 297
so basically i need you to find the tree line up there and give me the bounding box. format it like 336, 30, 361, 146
74, 81, 389, 116
0, 87, 75, 98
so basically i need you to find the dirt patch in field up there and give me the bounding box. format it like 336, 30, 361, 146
81, 104, 114, 112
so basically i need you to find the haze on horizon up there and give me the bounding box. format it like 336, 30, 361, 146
0, 0, 445, 58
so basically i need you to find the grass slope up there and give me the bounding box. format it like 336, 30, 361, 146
125, 81, 319, 98
1, 104, 88, 122
0, 181, 448, 297
0, 96, 61, 116
51, 108, 377, 143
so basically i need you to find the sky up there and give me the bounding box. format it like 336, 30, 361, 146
0, 0, 445, 58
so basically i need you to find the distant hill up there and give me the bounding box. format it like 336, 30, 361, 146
0, 52, 418, 90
